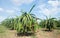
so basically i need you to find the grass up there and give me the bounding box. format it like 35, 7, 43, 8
0, 25, 7, 33
0, 25, 7, 38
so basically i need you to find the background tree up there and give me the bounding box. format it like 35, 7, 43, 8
39, 16, 56, 31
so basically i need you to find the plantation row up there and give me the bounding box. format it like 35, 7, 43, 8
1, 4, 60, 35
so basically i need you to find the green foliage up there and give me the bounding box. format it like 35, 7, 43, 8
16, 12, 37, 33
39, 17, 57, 31
56, 20, 60, 27
39, 20, 46, 28
54, 19, 60, 30
1, 18, 12, 29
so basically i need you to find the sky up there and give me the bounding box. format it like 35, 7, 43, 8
0, 0, 60, 22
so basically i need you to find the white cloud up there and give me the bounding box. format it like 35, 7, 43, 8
49, 0, 58, 1
11, 0, 34, 6
48, 0, 59, 7
0, 8, 4, 12
38, 0, 60, 17
0, 8, 16, 15
13, 7, 20, 11
6, 10, 15, 14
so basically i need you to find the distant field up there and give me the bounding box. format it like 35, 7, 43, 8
0, 25, 60, 38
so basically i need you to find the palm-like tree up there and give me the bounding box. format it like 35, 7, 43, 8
16, 4, 37, 33
45, 18, 56, 31
40, 16, 56, 31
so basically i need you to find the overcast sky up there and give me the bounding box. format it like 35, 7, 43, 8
0, 0, 60, 22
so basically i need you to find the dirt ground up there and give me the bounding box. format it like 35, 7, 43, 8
0, 26, 60, 38
35, 29, 60, 38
